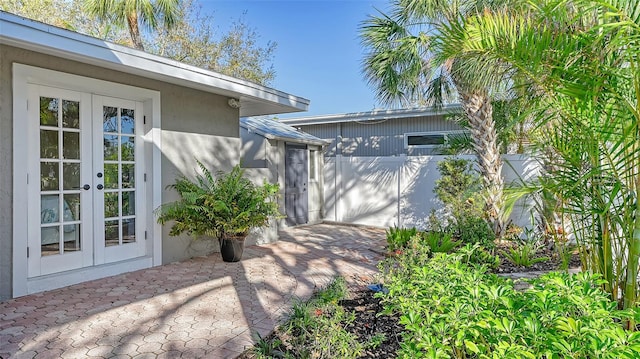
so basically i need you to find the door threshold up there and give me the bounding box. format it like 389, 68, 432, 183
25, 256, 153, 296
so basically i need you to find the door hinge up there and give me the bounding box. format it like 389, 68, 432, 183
26, 100, 29, 110
144, 173, 147, 182
144, 230, 148, 240
27, 247, 29, 258
143, 116, 146, 124
26, 173, 29, 184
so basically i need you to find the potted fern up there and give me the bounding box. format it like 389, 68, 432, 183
156, 160, 280, 262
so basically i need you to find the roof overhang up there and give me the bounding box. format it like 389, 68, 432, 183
0, 11, 310, 117
280, 104, 462, 126
240, 121, 329, 147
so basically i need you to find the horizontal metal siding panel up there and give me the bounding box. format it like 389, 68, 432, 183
340, 116, 463, 156
295, 124, 338, 156
295, 116, 463, 157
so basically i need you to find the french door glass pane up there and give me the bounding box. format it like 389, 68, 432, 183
62, 224, 81, 252
104, 164, 119, 189
122, 191, 135, 216
41, 162, 59, 191
105, 220, 119, 247
39, 97, 58, 126
121, 136, 135, 161
104, 135, 118, 160
41, 227, 60, 256
41, 195, 60, 224
121, 108, 135, 134
122, 164, 135, 188
65, 194, 81, 220
63, 132, 80, 159
62, 100, 80, 129
104, 192, 119, 218
40, 130, 58, 159
122, 219, 135, 243
103, 106, 118, 133
63, 163, 80, 190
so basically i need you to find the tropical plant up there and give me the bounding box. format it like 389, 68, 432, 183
501, 241, 549, 268
422, 231, 459, 253
438, 0, 640, 315
156, 160, 280, 241
360, 0, 509, 236
385, 225, 418, 251
84, 0, 180, 50
434, 157, 483, 218
458, 243, 501, 270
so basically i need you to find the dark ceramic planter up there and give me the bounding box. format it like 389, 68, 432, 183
220, 236, 246, 262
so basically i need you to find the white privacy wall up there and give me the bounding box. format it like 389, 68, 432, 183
324, 155, 540, 230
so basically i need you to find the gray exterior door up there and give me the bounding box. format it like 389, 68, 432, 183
285, 144, 308, 226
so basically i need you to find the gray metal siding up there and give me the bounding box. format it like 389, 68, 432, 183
296, 115, 463, 157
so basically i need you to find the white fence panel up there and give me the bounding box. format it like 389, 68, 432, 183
324, 154, 540, 230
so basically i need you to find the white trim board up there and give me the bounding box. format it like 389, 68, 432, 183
12, 63, 162, 297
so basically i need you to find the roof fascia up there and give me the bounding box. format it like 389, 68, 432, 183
280, 104, 462, 126
0, 12, 309, 117
240, 123, 329, 146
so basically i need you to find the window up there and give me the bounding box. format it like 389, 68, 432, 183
309, 150, 318, 181
404, 131, 466, 149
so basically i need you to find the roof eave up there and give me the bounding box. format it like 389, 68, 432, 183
0, 11, 310, 117
280, 104, 462, 126
240, 123, 329, 146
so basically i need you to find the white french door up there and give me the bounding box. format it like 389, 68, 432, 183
92, 96, 145, 265
27, 86, 145, 277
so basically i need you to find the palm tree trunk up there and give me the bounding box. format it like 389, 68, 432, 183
126, 11, 145, 51
459, 90, 505, 237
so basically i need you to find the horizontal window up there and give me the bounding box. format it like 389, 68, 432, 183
404, 131, 467, 149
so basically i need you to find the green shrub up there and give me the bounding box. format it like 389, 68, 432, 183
422, 231, 459, 253
379, 249, 640, 358
451, 214, 496, 248
156, 161, 280, 239
502, 241, 550, 267
386, 225, 418, 251
458, 243, 501, 270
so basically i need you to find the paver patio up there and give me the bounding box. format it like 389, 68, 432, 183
0, 224, 387, 359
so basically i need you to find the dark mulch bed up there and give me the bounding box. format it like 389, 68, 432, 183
494, 244, 582, 274
339, 287, 403, 359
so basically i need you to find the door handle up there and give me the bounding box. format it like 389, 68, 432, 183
83, 184, 90, 190
97, 184, 104, 190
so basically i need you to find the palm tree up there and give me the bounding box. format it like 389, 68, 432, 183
450, 0, 640, 315
360, 0, 510, 236
84, 0, 180, 50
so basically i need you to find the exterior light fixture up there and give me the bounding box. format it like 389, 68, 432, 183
228, 98, 241, 109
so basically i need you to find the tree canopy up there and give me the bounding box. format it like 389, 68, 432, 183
0, 0, 276, 85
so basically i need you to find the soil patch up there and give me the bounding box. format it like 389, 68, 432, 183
339, 287, 403, 358
494, 244, 582, 274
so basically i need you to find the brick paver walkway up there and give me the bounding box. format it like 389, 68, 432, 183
0, 224, 387, 359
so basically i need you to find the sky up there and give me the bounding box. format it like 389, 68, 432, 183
199, 0, 390, 118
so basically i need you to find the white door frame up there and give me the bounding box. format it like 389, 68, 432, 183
12, 64, 163, 297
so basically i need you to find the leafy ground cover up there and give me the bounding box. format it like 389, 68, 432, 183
240, 230, 637, 358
